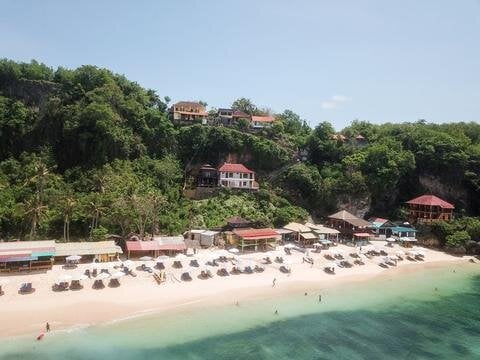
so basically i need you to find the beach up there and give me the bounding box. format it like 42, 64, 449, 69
0, 243, 474, 339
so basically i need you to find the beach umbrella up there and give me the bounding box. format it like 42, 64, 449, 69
66, 255, 82, 261
139, 256, 153, 261
155, 255, 170, 262
385, 237, 396, 243
228, 248, 239, 254
326, 262, 337, 268
313, 242, 323, 247
0, 279, 10, 285
57, 274, 72, 283
96, 272, 110, 280
111, 271, 126, 279
175, 253, 187, 260
396, 250, 405, 257
122, 260, 134, 268
71, 274, 88, 281
284, 243, 296, 249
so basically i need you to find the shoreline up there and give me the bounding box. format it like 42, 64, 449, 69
0, 245, 476, 339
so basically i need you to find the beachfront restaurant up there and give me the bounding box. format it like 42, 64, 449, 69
353, 232, 373, 245
125, 236, 186, 259
307, 224, 340, 246
54, 241, 123, 263
184, 229, 220, 247
283, 222, 316, 245
0, 240, 55, 272
233, 228, 278, 252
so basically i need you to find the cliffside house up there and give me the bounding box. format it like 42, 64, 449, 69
250, 115, 275, 129
218, 163, 259, 190
406, 194, 454, 224
233, 228, 279, 252
327, 210, 371, 240
196, 164, 219, 188
170, 101, 207, 124
217, 108, 234, 126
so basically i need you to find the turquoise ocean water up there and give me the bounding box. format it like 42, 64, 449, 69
1, 263, 479, 359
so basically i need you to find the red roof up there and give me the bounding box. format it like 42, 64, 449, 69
353, 233, 372, 237
251, 115, 275, 123
218, 163, 254, 174
406, 195, 454, 209
234, 228, 278, 240
126, 241, 160, 252
232, 110, 249, 118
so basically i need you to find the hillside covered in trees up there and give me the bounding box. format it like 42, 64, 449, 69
1, 59, 479, 251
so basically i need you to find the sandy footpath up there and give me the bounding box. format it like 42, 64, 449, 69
0, 243, 474, 338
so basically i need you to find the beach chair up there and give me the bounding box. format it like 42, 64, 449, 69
85, 269, 91, 278
263, 257, 272, 264
284, 248, 292, 255
0, 285, 3, 296
279, 265, 291, 274
173, 261, 183, 269
275, 256, 284, 264
156, 262, 165, 270
92, 269, 98, 277
354, 259, 365, 266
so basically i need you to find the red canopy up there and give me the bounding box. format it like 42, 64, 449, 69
353, 233, 372, 238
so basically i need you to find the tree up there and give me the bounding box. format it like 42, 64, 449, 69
231, 98, 259, 115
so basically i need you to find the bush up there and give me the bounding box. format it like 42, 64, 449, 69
446, 230, 471, 247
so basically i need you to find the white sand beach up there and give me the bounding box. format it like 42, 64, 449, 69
0, 243, 474, 338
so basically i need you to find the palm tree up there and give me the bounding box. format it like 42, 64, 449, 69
23, 197, 48, 239
60, 196, 76, 242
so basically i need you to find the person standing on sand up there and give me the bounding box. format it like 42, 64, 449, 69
46, 322, 50, 332
318, 294, 322, 303
272, 278, 277, 287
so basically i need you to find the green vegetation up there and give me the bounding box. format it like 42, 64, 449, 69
0, 59, 480, 251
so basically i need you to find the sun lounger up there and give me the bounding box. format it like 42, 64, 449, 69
284, 248, 292, 255
181, 272, 192, 281
378, 262, 389, 268
217, 268, 229, 276
108, 278, 120, 288
303, 257, 313, 264
92, 269, 98, 277
340, 260, 353, 268
243, 266, 254, 274
354, 259, 365, 266
263, 257, 272, 264
156, 262, 165, 270
93, 280, 105, 289
254, 265, 265, 273
0, 285, 3, 296
19, 283, 35, 294
230, 266, 241, 275
70, 280, 83, 290
85, 269, 91, 278
324, 267, 335, 274
279, 265, 291, 274
52, 282, 69, 292
190, 260, 199, 267
173, 261, 183, 269
275, 256, 284, 264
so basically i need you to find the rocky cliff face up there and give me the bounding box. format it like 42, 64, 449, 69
418, 174, 468, 210
336, 194, 372, 218
0, 79, 59, 110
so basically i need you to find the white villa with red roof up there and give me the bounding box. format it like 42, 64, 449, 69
218, 163, 259, 190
